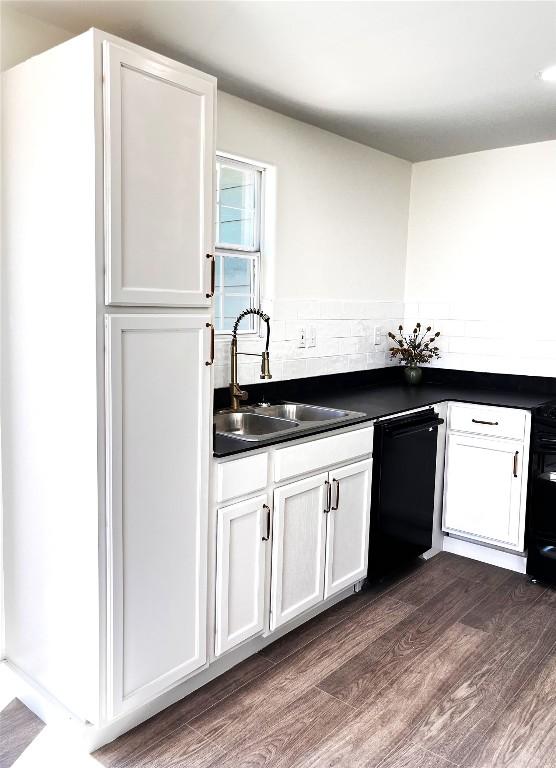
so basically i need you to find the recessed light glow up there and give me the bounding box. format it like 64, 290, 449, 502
540, 64, 556, 82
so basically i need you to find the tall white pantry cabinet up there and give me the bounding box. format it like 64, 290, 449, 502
2, 28, 216, 731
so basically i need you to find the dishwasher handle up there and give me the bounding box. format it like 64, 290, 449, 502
385, 417, 444, 439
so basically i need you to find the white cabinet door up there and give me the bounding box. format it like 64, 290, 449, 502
270, 473, 328, 630
105, 314, 211, 717
215, 495, 269, 656
324, 459, 372, 599
443, 433, 524, 550
103, 42, 215, 306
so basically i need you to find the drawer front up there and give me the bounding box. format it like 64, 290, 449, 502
449, 403, 526, 440
216, 453, 269, 503
273, 426, 374, 482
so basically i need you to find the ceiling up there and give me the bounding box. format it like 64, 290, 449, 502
6, 0, 556, 161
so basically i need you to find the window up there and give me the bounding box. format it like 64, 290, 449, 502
215, 155, 263, 333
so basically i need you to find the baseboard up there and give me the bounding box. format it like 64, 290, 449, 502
442, 534, 527, 574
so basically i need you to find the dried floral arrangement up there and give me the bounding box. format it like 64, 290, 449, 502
388, 323, 441, 366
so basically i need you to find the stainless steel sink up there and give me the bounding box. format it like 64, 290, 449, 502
214, 411, 298, 441
214, 401, 366, 442
250, 403, 350, 422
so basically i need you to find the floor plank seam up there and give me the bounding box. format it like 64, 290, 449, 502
340, 614, 487, 716
259, 615, 356, 666
459, 580, 549, 635
261, 586, 408, 667
421, 745, 461, 766
145, 722, 229, 766
312, 684, 358, 711
108, 723, 205, 768
183, 719, 231, 758
260, 558, 450, 669
497, 636, 556, 716
182, 661, 276, 727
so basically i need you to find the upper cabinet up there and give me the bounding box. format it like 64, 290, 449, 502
103, 41, 216, 307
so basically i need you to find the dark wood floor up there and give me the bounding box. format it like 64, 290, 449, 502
0, 697, 44, 767
3, 553, 555, 767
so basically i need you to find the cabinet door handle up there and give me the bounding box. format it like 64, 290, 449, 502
472, 418, 499, 426
262, 504, 271, 541
513, 451, 519, 478
324, 480, 331, 513
206, 254, 215, 298
205, 323, 214, 366
331, 478, 340, 511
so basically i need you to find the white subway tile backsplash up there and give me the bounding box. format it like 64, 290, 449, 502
214, 297, 400, 387
355, 337, 373, 354
284, 358, 308, 379
306, 357, 328, 377
340, 337, 359, 355
317, 337, 340, 357
351, 319, 372, 337
214, 293, 556, 389
405, 299, 556, 378
348, 353, 367, 371
326, 355, 346, 373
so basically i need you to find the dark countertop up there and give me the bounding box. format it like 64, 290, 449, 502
213, 368, 556, 458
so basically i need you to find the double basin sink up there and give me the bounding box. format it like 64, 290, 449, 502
214, 401, 366, 442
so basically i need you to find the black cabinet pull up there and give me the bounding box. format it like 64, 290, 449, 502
262, 504, 271, 541
205, 323, 214, 366
513, 451, 519, 478
472, 418, 499, 426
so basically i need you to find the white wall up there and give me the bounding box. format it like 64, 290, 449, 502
215, 92, 411, 385
217, 92, 411, 305
0, 6, 73, 70
405, 140, 556, 377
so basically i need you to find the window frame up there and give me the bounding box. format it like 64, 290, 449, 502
215, 153, 265, 336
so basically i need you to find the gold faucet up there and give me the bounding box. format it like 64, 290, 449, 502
230, 308, 272, 410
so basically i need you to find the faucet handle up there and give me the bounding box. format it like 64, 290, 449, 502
231, 382, 248, 401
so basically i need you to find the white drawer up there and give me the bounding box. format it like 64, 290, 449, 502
448, 403, 526, 440
216, 452, 269, 503
273, 426, 374, 482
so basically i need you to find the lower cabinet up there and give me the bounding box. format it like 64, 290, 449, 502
213, 433, 374, 653
270, 459, 372, 630
215, 495, 269, 656
443, 432, 526, 550
105, 314, 211, 717
324, 459, 373, 598
270, 473, 329, 630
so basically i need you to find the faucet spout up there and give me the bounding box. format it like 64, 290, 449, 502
229, 308, 272, 410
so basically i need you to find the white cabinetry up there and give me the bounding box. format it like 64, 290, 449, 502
2, 28, 215, 732
271, 473, 329, 629
106, 314, 211, 716
103, 41, 215, 307
215, 495, 269, 656
324, 459, 372, 598
443, 404, 529, 552
270, 458, 373, 630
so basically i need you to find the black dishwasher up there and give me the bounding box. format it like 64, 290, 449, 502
368, 407, 444, 579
